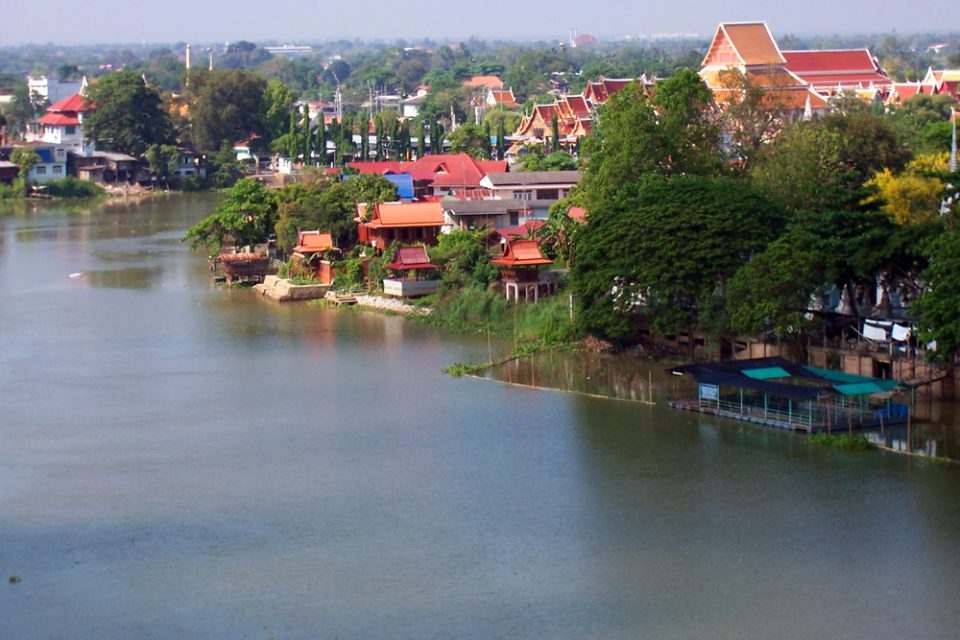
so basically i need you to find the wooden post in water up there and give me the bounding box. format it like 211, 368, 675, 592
906, 409, 912, 453
648, 369, 653, 404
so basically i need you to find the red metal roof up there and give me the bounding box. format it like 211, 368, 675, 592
348, 161, 410, 175
48, 93, 91, 113
36, 113, 81, 126
782, 49, 879, 74
407, 154, 505, 188
387, 245, 436, 270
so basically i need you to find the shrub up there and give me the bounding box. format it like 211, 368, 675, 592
45, 177, 103, 198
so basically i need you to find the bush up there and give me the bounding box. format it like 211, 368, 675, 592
807, 433, 875, 451
0, 183, 14, 199
45, 177, 103, 198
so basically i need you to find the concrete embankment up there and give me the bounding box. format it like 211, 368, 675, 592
355, 295, 432, 316
254, 275, 330, 302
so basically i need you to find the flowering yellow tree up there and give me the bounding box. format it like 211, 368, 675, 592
863, 153, 947, 224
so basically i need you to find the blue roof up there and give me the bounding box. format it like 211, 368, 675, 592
384, 173, 414, 200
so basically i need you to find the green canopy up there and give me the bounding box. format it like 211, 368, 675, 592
742, 367, 791, 380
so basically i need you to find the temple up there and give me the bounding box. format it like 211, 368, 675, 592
491, 238, 556, 302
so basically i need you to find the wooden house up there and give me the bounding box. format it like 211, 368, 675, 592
358, 201, 445, 251
492, 238, 556, 302
383, 245, 439, 297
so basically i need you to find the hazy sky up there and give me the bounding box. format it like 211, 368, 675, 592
2, 0, 952, 46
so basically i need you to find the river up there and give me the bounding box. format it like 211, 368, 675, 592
1, 193, 958, 639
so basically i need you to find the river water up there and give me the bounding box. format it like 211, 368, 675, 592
1, 193, 958, 639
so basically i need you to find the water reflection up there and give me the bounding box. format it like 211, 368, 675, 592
489, 349, 960, 462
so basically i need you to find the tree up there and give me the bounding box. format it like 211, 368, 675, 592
517, 148, 577, 172
863, 153, 947, 225
82, 70, 174, 156
579, 73, 722, 213
915, 229, 960, 364
571, 175, 785, 343
418, 120, 426, 158
182, 179, 276, 255
496, 119, 506, 161
145, 144, 181, 180
448, 123, 488, 160
714, 67, 789, 172
258, 78, 297, 144
750, 121, 847, 213
551, 112, 560, 153
10, 146, 39, 195
189, 69, 267, 152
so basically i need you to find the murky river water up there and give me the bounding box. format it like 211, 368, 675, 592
1, 194, 959, 639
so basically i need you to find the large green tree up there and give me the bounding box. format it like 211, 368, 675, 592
578, 71, 722, 212
258, 78, 297, 144
915, 229, 960, 364
83, 70, 174, 156
189, 69, 267, 152
571, 175, 785, 343
182, 179, 277, 254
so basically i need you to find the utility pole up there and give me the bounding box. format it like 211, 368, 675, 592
950, 108, 957, 174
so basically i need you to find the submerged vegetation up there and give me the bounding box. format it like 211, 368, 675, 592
807, 433, 876, 451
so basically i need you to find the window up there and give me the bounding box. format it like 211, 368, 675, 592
537, 189, 559, 200
36, 166, 47, 175
53, 165, 63, 174
513, 190, 532, 201
56, 148, 65, 159
65, 126, 76, 135
509, 212, 519, 226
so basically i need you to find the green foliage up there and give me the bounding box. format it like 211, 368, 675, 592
430, 229, 499, 288
447, 123, 489, 160
517, 148, 577, 172
83, 69, 174, 156
44, 177, 103, 198
915, 229, 960, 364
579, 71, 722, 213
188, 69, 267, 152
145, 144, 182, 178
9, 146, 39, 190
181, 179, 276, 255
571, 175, 784, 343
259, 78, 297, 144
807, 433, 875, 451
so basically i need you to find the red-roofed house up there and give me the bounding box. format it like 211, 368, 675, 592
407, 153, 507, 197
383, 245, 440, 297
492, 237, 556, 302
26, 92, 94, 152
358, 201, 445, 250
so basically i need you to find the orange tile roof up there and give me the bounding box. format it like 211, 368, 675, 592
720, 23, 785, 66
293, 231, 334, 253
387, 245, 436, 270
492, 239, 553, 267
367, 201, 444, 228
37, 113, 81, 126
462, 75, 503, 89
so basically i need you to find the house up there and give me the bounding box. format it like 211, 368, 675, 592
441, 198, 556, 232
0, 160, 17, 184
699, 22, 830, 117
71, 151, 140, 183
2, 143, 67, 183
491, 237, 556, 302
402, 86, 430, 119
292, 230, 337, 283
26, 92, 94, 157
782, 48, 892, 97
358, 201, 445, 250
479, 170, 580, 201
383, 245, 440, 297
407, 154, 507, 198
